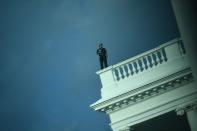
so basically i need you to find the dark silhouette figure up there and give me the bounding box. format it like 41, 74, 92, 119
97, 43, 108, 69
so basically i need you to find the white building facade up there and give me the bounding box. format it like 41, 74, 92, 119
90, 38, 197, 131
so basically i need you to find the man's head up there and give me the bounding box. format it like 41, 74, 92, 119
99, 43, 103, 48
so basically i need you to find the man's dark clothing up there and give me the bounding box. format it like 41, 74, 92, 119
97, 47, 108, 69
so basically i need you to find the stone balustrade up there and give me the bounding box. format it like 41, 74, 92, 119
96, 38, 188, 99
112, 38, 185, 81
113, 46, 166, 81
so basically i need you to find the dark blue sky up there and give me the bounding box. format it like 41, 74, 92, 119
0, 0, 180, 131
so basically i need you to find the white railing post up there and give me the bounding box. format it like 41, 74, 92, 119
126, 64, 132, 76
159, 49, 165, 62
154, 51, 160, 64
117, 67, 123, 80
164, 42, 182, 61
135, 60, 140, 73
131, 62, 136, 75
112, 69, 118, 81
141, 57, 146, 70
150, 53, 155, 66
145, 55, 151, 69
96, 67, 116, 88
121, 65, 127, 78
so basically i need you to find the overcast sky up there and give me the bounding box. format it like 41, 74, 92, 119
0, 0, 181, 131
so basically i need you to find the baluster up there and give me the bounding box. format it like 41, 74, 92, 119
113, 69, 118, 81
135, 60, 140, 73
130, 62, 136, 75
126, 64, 132, 76
159, 49, 165, 62
154, 51, 160, 64
141, 57, 146, 70
145, 55, 151, 69
117, 67, 123, 80
121, 65, 127, 78
150, 53, 155, 66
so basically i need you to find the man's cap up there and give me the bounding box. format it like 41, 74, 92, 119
99, 43, 103, 46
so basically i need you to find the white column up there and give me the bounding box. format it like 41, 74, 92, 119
171, 0, 197, 80
176, 103, 197, 131
186, 105, 197, 131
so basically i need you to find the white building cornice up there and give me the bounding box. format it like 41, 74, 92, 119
91, 68, 194, 113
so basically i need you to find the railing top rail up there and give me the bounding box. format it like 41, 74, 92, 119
112, 38, 181, 68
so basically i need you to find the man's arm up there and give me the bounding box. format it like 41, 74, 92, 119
104, 48, 108, 58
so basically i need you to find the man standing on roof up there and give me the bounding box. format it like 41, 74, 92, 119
97, 43, 108, 69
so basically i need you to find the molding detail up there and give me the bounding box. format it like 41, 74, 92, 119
176, 101, 197, 116
97, 72, 194, 113
119, 126, 133, 131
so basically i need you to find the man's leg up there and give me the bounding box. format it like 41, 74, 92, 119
104, 57, 108, 68
100, 57, 104, 69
